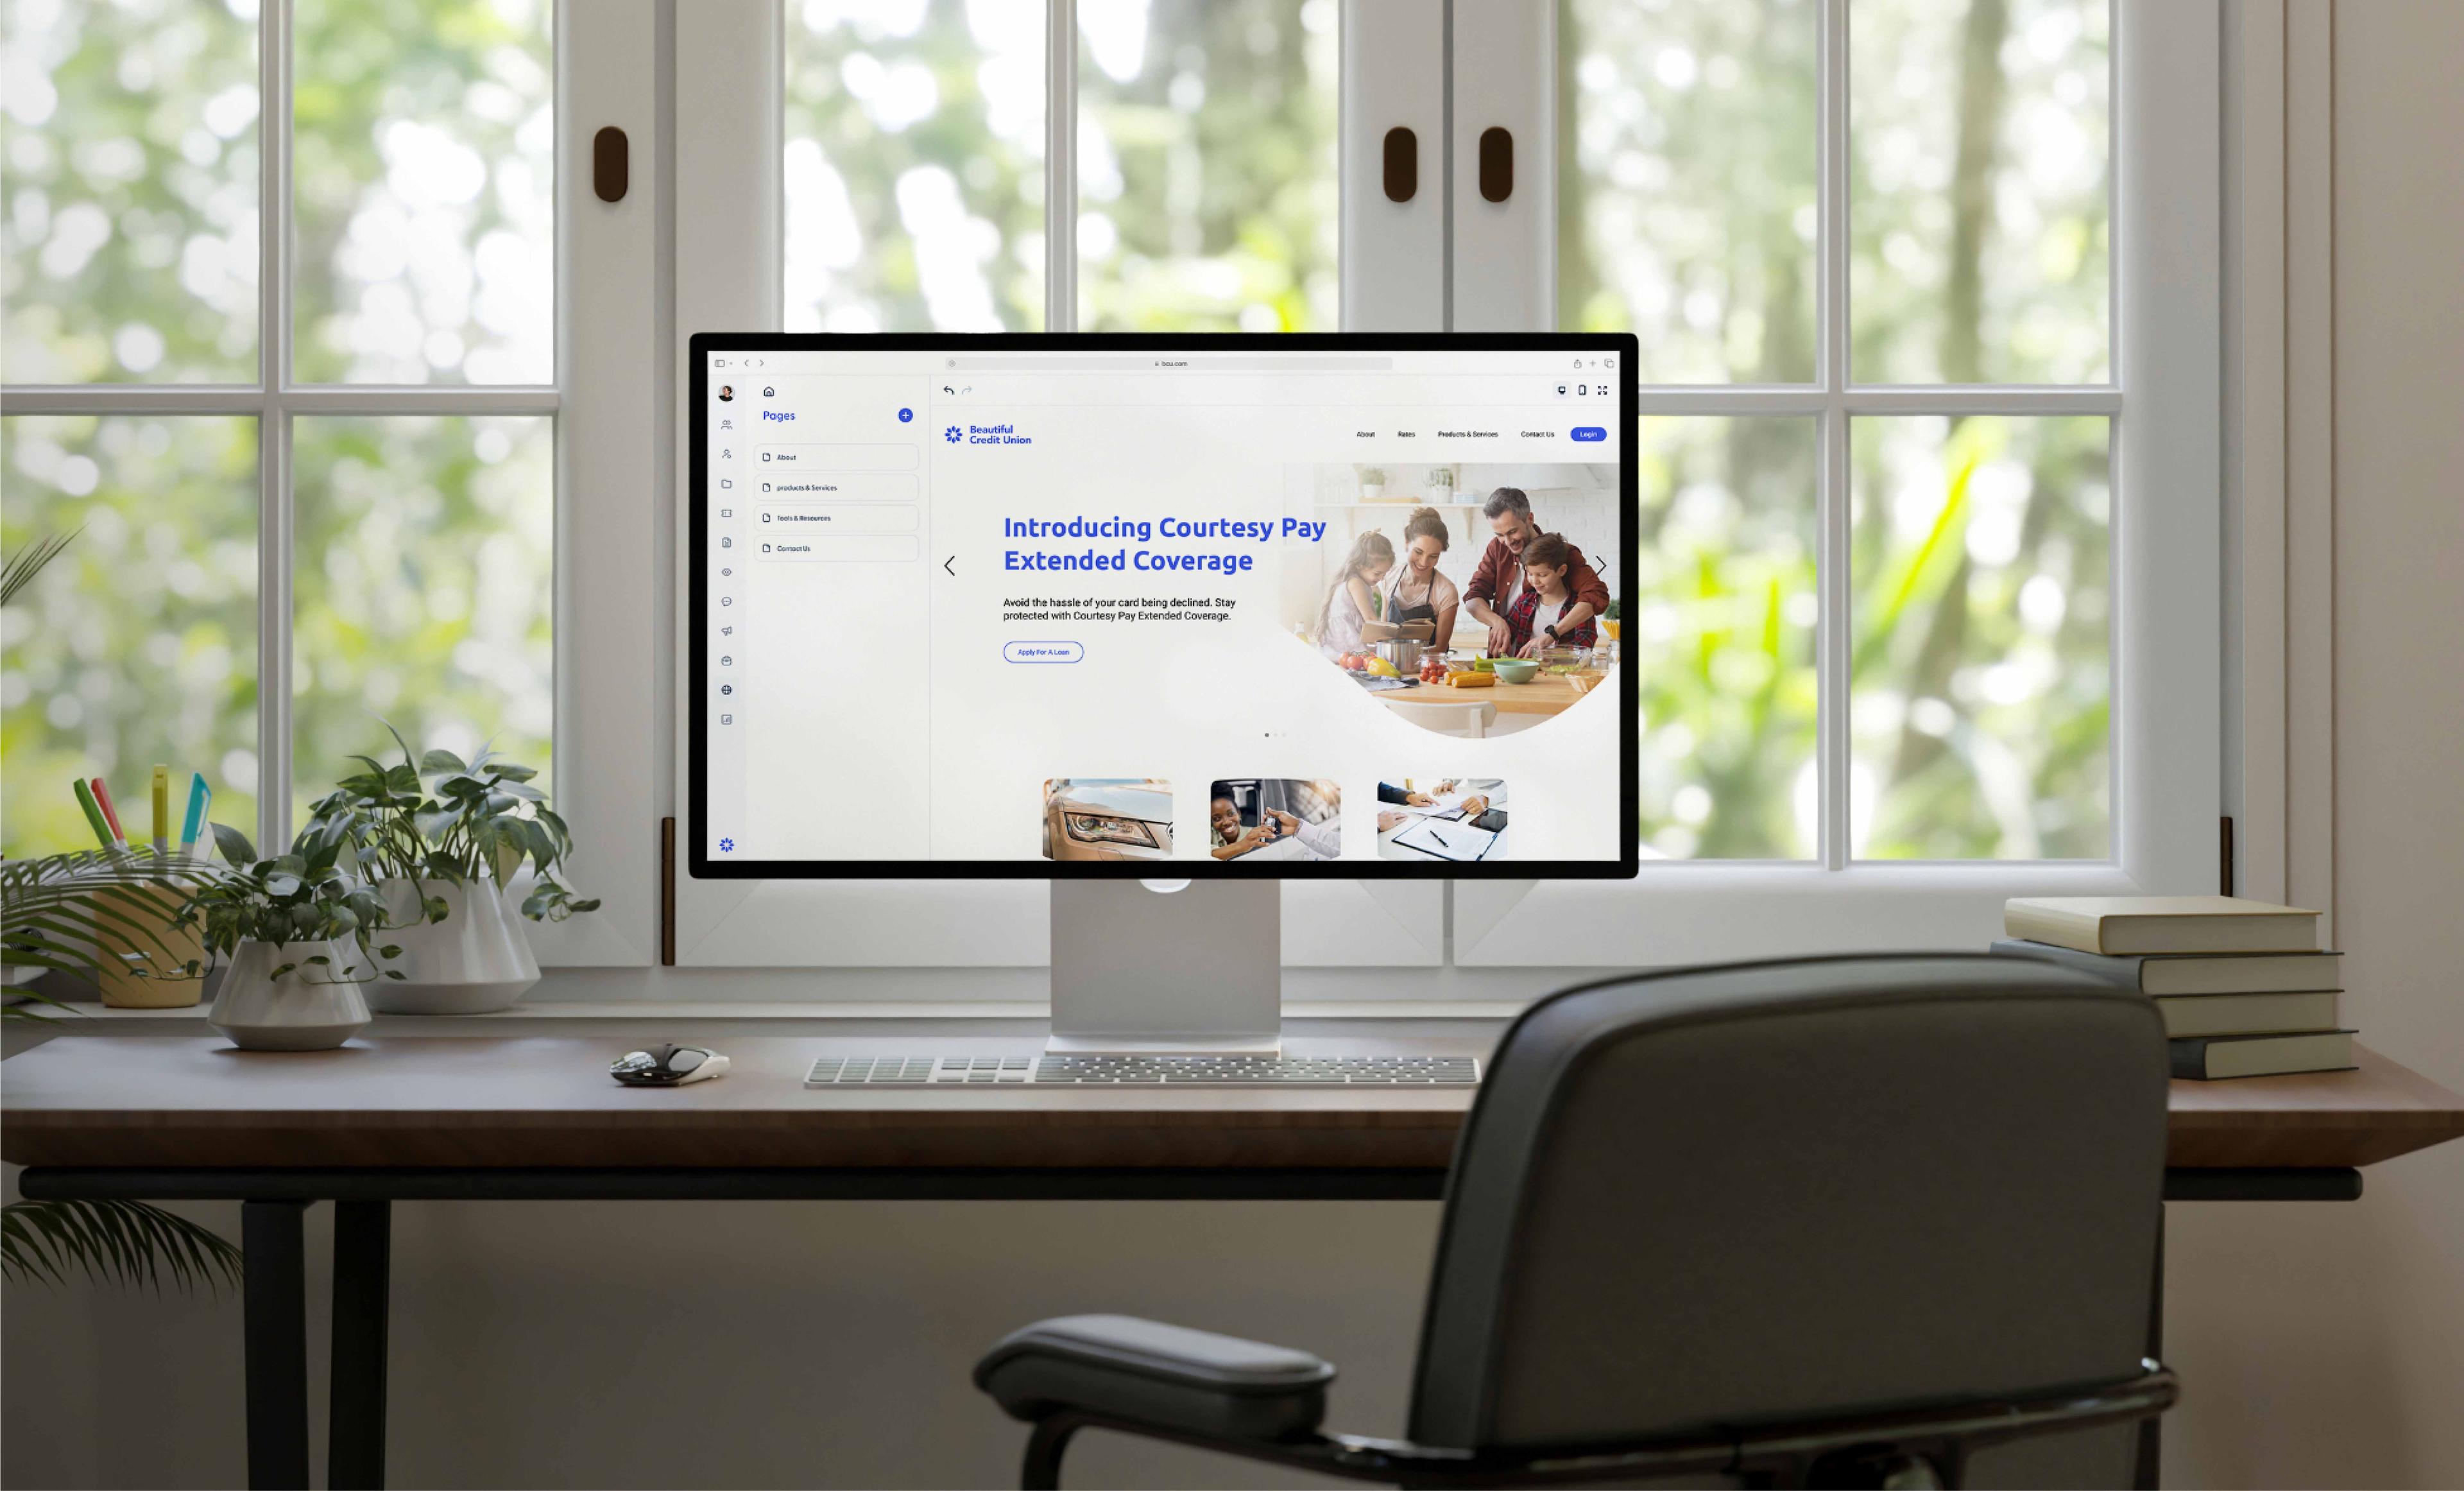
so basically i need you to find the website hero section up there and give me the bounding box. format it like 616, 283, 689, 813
702, 351, 1627, 866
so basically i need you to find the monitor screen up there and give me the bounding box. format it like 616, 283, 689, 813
689, 334, 1636, 878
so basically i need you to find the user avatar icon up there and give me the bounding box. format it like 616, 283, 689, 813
719, 384, 733, 401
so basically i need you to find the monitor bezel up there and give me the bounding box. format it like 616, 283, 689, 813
688, 331, 1639, 880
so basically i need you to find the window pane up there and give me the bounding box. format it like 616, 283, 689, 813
291, 416, 551, 818
1076, 0, 1337, 332
1559, 0, 1817, 383
1850, 0, 2110, 384
0, 0, 259, 383
1, 416, 259, 858
1850, 415, 2109, 859
785, 0, 1045, 332
291, 0, 554, 384
1634, 417, 1817, 859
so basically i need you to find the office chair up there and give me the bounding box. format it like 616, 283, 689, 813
975, 954, 2177, 1489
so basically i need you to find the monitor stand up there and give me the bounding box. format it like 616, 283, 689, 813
1046, 879, 1281, 1055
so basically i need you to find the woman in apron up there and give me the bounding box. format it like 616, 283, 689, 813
1382, 505, 1462, 651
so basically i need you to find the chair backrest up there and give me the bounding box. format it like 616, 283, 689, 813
1407, 955, 2169, 1454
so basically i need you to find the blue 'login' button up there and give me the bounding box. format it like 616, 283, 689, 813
1003, 641, 1084, 664
1571, 426, 1607, 442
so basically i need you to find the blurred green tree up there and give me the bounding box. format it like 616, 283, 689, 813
1561, 0, 2110, 859
3, 0, 553, 859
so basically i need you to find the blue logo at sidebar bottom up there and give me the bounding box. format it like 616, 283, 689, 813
1571, 426, 1607, 442
898, 408, 913, 423
944, 426, 963, 442
718, 837, 735, 852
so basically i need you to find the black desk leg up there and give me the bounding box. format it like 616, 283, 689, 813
241, 1200, 311, 1491
330, 1199, 392, 1490
2135, 1209, 2165, 1490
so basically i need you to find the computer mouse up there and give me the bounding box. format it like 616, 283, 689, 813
610, 1044, 731, 1086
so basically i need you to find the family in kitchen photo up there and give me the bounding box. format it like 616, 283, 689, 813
1283, 464, 1620, 739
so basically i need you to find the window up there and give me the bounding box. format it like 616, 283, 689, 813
674, 1, 2218, 973
1467, 0, 2216, 965
1562, 0, 2118, 866
781, 0, 1339, 337
2, 0, 560, 861
6, 3, 2199, 974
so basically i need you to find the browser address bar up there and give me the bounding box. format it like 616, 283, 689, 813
942, 354, 1394, 372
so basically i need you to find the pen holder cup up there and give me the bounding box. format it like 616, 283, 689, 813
96, 882, 207, 1008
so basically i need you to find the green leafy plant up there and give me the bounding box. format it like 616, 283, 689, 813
302, 725, 599, 925
0, 529, 78, 609
180, 824, 401, 984
2, 1199, 243, 1293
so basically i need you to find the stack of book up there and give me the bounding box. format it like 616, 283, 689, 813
1993, 896, 2356, 1080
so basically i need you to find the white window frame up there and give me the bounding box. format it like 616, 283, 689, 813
660, 0, 2218, 978
1459, 0, 2220, 966
4, 0, 663, 968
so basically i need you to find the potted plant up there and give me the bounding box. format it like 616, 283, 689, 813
182, 824, 400, 1050
1358, 466, 1388, 501
302, 730, 597, 1015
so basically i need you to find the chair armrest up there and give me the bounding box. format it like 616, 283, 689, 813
974, 1314, 1335, 1443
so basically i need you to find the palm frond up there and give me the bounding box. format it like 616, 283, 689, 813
0, 529, 78, 609
1, 852, 223, 1015
1, 1199, 242, 1295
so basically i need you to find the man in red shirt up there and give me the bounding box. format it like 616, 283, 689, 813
1461, 487, 1611, 653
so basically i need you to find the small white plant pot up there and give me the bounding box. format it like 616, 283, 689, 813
368, 878, 541, 1015
208, 940, 373, 1051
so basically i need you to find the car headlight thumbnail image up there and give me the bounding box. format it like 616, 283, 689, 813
1063, 813, 1161, 849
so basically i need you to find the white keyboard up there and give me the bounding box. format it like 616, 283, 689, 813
805, 1055, 1480, 1087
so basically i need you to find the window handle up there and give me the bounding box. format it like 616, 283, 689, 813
1382, 126, 1418, 203
594, 126, 628, 203
1478, 126, 1512, 203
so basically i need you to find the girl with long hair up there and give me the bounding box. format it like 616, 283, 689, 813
1317, 530, 1395, 659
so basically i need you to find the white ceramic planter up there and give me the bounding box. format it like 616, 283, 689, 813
368, 877, 540, 1015
208, 940, 373, 1051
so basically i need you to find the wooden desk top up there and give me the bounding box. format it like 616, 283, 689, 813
4, 1035, 2460, 1173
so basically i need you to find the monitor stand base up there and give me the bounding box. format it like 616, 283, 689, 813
1047, 879, 1282, 1056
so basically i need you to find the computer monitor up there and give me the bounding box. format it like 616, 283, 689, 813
690, 333, 1636, 1047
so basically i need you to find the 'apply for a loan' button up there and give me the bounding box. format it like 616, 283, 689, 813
1003, 641, 1084, 664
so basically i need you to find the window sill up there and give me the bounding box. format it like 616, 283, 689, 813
8, 997, 1526, 1039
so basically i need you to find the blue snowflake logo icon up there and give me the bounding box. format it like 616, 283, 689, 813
718, 837, 735, 852
943, 425, 962, 443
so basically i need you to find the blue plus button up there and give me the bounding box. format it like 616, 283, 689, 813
1571, 426, 1607, 442
897, 407, 913, 423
